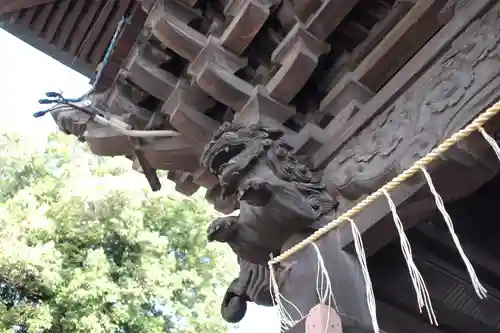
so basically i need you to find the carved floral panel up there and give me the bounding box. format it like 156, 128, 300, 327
324, 3, 500, 199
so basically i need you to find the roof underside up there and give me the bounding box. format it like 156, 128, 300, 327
0, 0, 146, 89
371, 174, 500, 333
0, 0, 57, 15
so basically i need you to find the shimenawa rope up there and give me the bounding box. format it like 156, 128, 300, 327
270, 101, 500, 265
268, 101, 500, 331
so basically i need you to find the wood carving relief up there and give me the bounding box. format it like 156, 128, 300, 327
439, 0, 472, 22
324, 3, 500, 199
38, 1, 500, 329
48, 0, 497, 213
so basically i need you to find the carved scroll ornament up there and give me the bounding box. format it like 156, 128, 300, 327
325, 4, 500, 199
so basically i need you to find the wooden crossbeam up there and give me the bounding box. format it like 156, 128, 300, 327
0, 0, 58, 15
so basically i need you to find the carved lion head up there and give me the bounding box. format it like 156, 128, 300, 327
200, 122, 284, 197
201, 123, 283, 173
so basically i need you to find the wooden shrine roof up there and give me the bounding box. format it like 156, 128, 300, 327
0, 0, 146, 91
3, 1, 500, 332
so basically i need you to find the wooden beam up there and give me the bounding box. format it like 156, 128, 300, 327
313, 0, 496, 169
377, 301, 445, 333
371, 245, 500, 333
0, 0, 58, 15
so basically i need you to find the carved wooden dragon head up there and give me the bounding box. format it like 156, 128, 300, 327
200, 122, 284, 197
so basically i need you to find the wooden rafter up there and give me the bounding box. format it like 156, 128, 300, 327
0, 0, 58, 15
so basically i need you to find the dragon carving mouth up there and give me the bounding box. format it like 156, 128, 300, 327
201, 122, 285, 198
208, 143, 247, 175
207, 142, 249, 198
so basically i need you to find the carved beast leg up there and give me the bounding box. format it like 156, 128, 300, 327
238, 178, 273, 206
220, 259, 297, 324
220, 278, 248, 323
207, 215, 239, 243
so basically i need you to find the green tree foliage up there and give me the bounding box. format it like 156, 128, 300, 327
0, 132, 235, 333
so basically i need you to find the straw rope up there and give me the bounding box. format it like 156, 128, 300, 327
269, 101, 500, 265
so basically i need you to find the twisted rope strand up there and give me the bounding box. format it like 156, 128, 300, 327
269, 101, 500, 265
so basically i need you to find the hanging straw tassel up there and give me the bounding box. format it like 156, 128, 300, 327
382, 189, 438, 326
479, 126, 500, 161
345, 217, 380, 333
269, 243, 341, 333
270, 102, 500, 267
268, 261, 304, 332
420, 166, 488, 299
311, 243, 337, 333
311, 243, 338, 309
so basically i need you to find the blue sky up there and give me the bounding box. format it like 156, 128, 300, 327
0, 28, 279, 333
0, 30, 90, 135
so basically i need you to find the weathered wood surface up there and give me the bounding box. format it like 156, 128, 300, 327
323, 0, 500, 252
0, 0, 56, 15
280, 232, 374, 333
39, 0, 500, 253
45, 0, 500, 243
61, 0, 437, 195
41, 1, 500, 331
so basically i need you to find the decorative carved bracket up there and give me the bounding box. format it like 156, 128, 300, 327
324, 3, 500, 199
